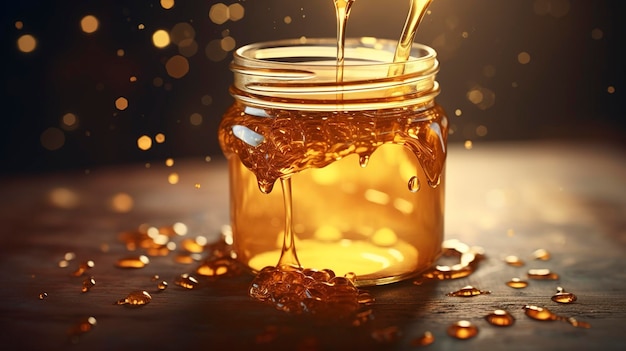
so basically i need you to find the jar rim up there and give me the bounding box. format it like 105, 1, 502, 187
233, 37, 437, 70
230, 37, 440, 111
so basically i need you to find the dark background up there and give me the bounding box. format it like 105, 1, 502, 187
1, 0, 623, 174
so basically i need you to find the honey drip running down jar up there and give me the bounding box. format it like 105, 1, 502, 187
219, 37, 448, 286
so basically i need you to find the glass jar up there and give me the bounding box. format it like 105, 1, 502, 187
218, 37, 448, 286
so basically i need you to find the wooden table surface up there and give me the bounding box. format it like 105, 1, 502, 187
1, 141, 625, 350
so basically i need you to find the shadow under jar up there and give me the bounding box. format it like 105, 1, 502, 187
218, 37, 448, 286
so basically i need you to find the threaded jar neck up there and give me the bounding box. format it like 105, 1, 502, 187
230, 37, 440, 111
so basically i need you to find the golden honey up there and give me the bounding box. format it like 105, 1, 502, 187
219, 35, 447, 286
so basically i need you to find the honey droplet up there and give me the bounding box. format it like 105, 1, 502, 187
150, 274, 160, 281
115, 255, 150, 268
157, 281, 168, 291
38, 292, 48, 300
532, 248, 551, 260
566, 317, 591, 329
417, 240, 485, 282
408, 176, 420, 193
447, 320, 478, 340
174, 273, 199, 289
446, 285, 491, 297
504, 255, 524, 267
115, 290, 152, 306
527, 268, 559, 280
506, 278, 529, 289
71, 260, 95, 277
67, 316, 97, 344
81, 277, 96, 293
411, 331, 435, 346
551, 287, 577, 304
485, 309, 515, 327
522, 305, 558, 321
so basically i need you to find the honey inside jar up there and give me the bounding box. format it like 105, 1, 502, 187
219, 38, 447, 286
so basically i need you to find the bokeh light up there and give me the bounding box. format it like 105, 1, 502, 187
17, 34, 37, 53
41, 127, 65, 151
110, 192, 134, 213
115, 97, 129, 110
152, 29, 171, 48
137, 135, 152, 151
160, 0, 175, 10
165, 55, 189, 79
209, 3, 229, 25
80, 15, 99, 34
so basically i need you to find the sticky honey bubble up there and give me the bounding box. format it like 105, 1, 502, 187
506, 278, 529, 289
446, 285, 491, 297
551, 287, 577, 304
174, 273, 199, 289
504, 255, 524, 266
410, 331, 435, 346
115, 255, 150, 268
527, 268, 559, 280
81, 277, 96, 293
447, 320, 478, 339
115, 290, 152, 306
485, 309, 515, 327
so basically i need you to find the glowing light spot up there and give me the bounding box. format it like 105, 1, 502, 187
229, 4, 245, 21
155, 133, 165, 143
201, 95, 213, 106
209, 3, 229, 25
116, 49, 125, 57
591, 28, 603, 40
314, 225, 342, 241
371, 227, 398, 246
111, 192, 134, 213
165, 55, 189, 79
41, 127, 65, 151
152, 29, 171, 48
189, 113, 203, 126
464, 140, 473, 150
517, 51, 531, 65
461, 31, 469, 38
173, 222, 188, 235
153, 77, 164, 87
168, 173, 179, 185
483, 65, 496, 78
204, 156, 212, 162
61, 113, 78, 130
220, 36, 236, 52
364, 189, 390, 205
17, 34, 37, 53
15, 21, 23, 30
607, 86, 615, 94
160, 0, 175, 10
165, 158, 174, 167
138, 24, 145, 30
284, 16, 292, 24
115, 97, 129, 110
137, 135, 152, 151
49, 188, 80, 209
170, 22, 195, 45
454, 109, 462, 117
467, 89, 483, 104
129, 76, 137, 82
80, 15, 99, 34
476, 125, 488, 137
205, 39, 227, 61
